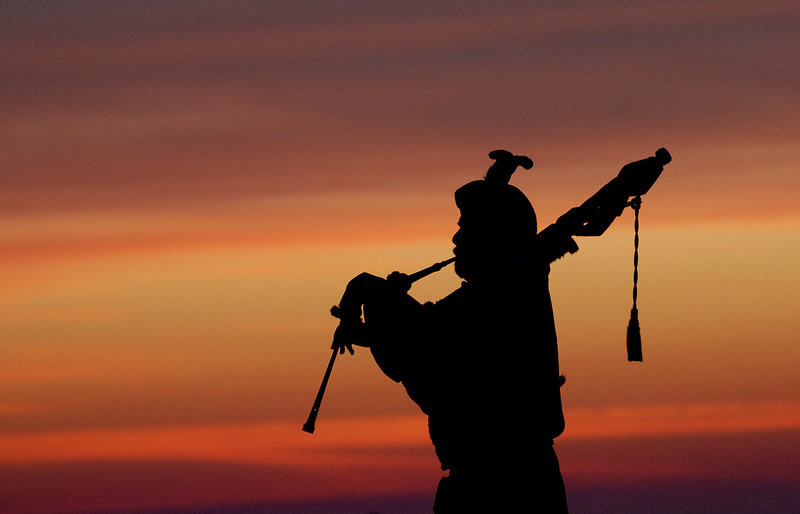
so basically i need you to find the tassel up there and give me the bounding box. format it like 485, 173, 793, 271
626, 307, 642, 361
626, 196, 643, 362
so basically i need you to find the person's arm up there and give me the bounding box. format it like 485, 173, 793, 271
330, 271, 422, 355
534, 198, 629, 264
534, 148, 670, 264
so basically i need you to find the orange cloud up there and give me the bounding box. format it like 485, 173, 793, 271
2, 401, 797, 510
2, 401, 796, 466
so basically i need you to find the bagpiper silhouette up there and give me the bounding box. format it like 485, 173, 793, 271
308, 148, 671, 513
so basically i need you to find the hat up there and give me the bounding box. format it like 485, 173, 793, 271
455, 150, 537, 236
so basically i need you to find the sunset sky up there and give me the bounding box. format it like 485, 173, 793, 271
1, 1, 799, 512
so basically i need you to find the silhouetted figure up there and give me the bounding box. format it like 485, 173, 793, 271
328, 149, 670, 512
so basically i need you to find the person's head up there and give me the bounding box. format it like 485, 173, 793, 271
452, 151, 536, 284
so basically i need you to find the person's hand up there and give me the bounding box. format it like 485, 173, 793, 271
386, 271, 412, 293
331, 317, 366, 355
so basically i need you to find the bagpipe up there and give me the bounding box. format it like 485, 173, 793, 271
303, 148, 671, 433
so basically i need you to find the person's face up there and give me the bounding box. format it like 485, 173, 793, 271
452, 213, 517, 283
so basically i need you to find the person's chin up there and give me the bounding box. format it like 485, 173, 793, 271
454, 259, 473, 281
